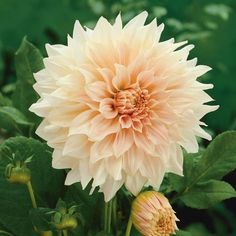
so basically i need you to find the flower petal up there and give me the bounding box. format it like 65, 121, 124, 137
65, 168, 80, 185
90, 134, 115, 163
112, 64, 130, 90
100, 175, 124, 202
105, 156, 123, 180
63, 134, 91, 159
89, 114, 120, 141
123, 145, 144, 175
124, 11, 148, 29
113, 128, 134, 157
125, 171, 147, 196
69, 110, 98, 136
119, 115, 132, 128
86, 81, 111, 102
133, 131, 156, 155
99, 98, 118, 119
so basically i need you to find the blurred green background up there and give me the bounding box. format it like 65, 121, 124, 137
0, 0, 236, 235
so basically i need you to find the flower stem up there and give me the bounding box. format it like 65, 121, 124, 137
27, 178, 53, 236
112, 197, 117, 234
27, 181, 37, 208
108, 200, 112, 233
104, 199, 113, 233
104, 201, 108, 232
63, 230, 68, 236
125, 214, 132, 236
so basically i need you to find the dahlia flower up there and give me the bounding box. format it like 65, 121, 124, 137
29, 11, 218, 201
131, 191, 178, 236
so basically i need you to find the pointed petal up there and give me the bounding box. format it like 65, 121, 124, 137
123, 145, 144, 175
106, 156, 123, 180
73, 20, 86, 41
63, 134, 91, 159
69, 110, 98, 136
100, 176, 124, 202
79, 159, 92, 189
65, 169, 80, 185
90, 135, 115, 163
86, 81, 111, 102
124, 11, 148, 29
133, 131, 156, 155
112, 64, 130, 90
125, 172, 147, 196
89, 114, 120, 141
99, 98, 118, 119
113, 129, 134, 157
119, 115, 132, 128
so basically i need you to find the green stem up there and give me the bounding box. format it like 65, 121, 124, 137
104, 201, 108, 232
125, 214, 132, 236
27, 180, 37, 208
104, 200, 113, 233
107, 201, 112, 233
27, 181, 53, 236
62, 230, 68, 236
112, 197, 117, 234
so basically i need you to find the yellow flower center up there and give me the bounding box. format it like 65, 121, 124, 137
150, 209, 176, 236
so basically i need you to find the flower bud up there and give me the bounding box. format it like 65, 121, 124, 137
53, 215, 78, 230
40, 231, 53, 236
131, 191, 178, 236
5, 164, 31, 184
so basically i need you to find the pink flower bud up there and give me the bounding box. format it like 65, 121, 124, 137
131, 191, 178, 236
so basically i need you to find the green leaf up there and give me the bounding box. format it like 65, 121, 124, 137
12, 37, 44, 123
0, 166, 36, 236
0, 137, 64, 235
180, 180, 236, 209
0, 106, 32, 134
169, 131, 236, 208
175, 230, 192, 236
169, 152, 202, 193
1, 136, 65, 204
64, 184, 103, 235
0, 92, 11, 106
56, 198, 67, 210
186, 223, 214, 236
190, 131, 236, 184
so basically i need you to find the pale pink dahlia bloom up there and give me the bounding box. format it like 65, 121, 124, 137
29, 11, 218, 201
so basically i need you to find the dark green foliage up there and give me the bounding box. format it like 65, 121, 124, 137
169, 131, 236, 209
0, 106, 32, 134
12, 38, 44, 124
0, 137, 65, 235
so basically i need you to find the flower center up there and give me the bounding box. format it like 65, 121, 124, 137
151, 209, 176, 236
115, 88, 150, 116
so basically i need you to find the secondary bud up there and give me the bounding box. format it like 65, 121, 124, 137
54, 215, 78, 230
52, 200, 80, 231
131, 191, 178, 236
5, 163, 31, 184
40, 231, 53, 236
